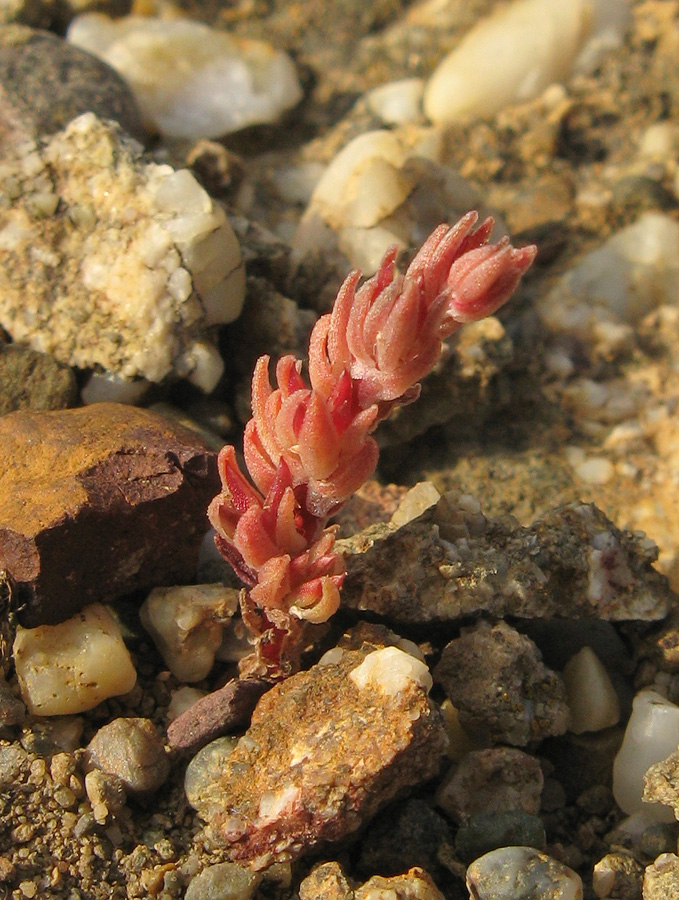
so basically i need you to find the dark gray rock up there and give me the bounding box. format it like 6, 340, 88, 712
0, 24, 145, 148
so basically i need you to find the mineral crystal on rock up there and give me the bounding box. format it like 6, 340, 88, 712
188, 636, 447, 868
0, 113, 245, 388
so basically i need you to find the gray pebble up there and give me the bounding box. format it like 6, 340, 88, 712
184, 862, 260, 900
85, 717, 170, 794
0, 24, 145, 144
466, 846, 582, 900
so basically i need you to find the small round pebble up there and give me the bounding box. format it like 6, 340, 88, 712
184, 862, 260, 900
85, 717, 170, 794
466, 846, 582, 900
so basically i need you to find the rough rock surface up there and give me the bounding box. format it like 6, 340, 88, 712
188, 636, 447, 868
0, 343, 77, 414
466, 846, 583, 900
643, 748, 679, 816
0, 403, 218, 626
0, 113, 245, 388
436, 747, 544, 823
434, 620, 570, 746
0, 24, 145, 146
340, 492, 674, 624
643, 853, 679, 900
299, 862, 446, 900
85, 717, 170, 795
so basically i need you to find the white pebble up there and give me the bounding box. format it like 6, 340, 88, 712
563, 646, 620, 734
574, 457, 615, 485
613, 689, 679, 821
541, 213, 679, 342
349, 647, 433, 697
365, 78, 425, 125
67, 14, 303, 139
13, 604, 137, 716
80, 371, 150, 406
424, 0, 630, 124
140, 584, 238, 683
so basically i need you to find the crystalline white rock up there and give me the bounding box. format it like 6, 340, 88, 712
424, 0, 631, 124
613, 689, 679, 821
365, 78, 425, 126
13, 604, 137, 716
67, 14, 303, 139
349, 646, 433, 697
0, 114, 246, 388
562, 646, 620, 734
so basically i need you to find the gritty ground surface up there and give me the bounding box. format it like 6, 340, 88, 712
1, 1, 679, 899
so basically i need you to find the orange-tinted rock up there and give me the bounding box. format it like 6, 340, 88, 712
0, 403, 218, 626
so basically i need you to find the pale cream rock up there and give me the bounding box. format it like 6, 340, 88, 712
540, 213, 679, 349
391, 481, 441, 528
139, 584, 239, 682
365, 78, 425, 126
0, 114, 245, 389
613, 689, 679, 821
67, 14, 303, 139
13, 603, 137, 716
466, 846, 583, 900
424, 0, 630, 124
563, 646, 620, 734
294, 129, 499, 274
349, 646, 433, 697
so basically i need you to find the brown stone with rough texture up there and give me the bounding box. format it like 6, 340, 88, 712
189, 634, 448, 869
0, 403, 218, 626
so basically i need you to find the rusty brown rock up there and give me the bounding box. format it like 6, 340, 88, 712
167, 676, 271, 752
0, 403, 218, 626
188, 637, 448, 869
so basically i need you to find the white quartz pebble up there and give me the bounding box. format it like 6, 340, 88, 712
349, 647, 433, 697
140, 584, 239, 683
613, 689, 679, 821
13, 604, 137, 716
67, 14, 302, 139
563, 646, 620, 734
424, 0, 630, 125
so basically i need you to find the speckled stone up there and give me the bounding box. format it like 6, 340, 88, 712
0, 24, 145, 146
340, 493, 672, 624
466, 846, 582, 900
436, 748, 543, 823
188, 635, 447, 869
434, 620, 569, 747
85, 717, 170, 795
0, 403, 218, 626
0, 344, 77, 414
643, 853, 679, 900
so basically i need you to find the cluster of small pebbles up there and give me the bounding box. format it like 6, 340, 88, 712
2, 0, 679, 899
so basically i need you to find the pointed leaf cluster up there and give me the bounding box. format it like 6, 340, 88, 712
208, 212, 536, 674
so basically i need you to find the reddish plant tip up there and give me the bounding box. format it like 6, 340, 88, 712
208, 214, 536, 676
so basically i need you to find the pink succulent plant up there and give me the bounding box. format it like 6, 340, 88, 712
209, 212, 536, 677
